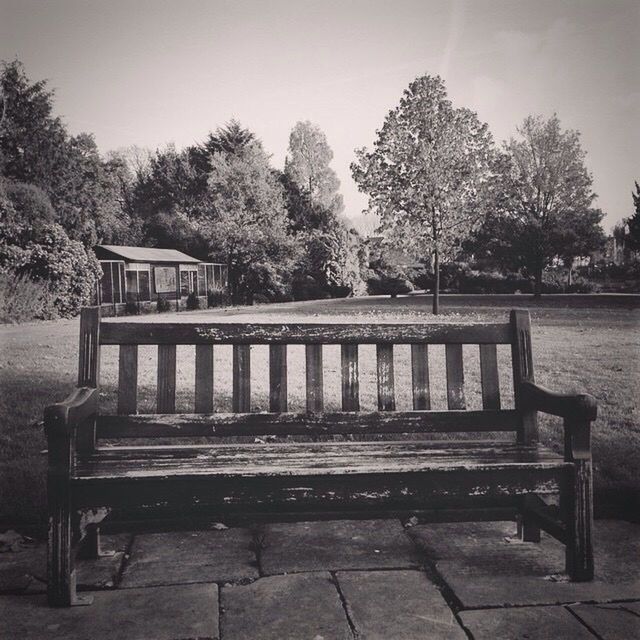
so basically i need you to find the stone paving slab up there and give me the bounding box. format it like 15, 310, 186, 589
220, 572, 351, 640
0, 583, 219, 640
459, 606, 595, 639
570, 603, 640, 639
410, 520, 640, 607
336, 569, 466, 639
261, 519, 421, 575
120, 529, 258, 587
0, 534, 130, 594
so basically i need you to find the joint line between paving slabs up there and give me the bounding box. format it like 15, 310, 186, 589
420, 562, 475, 639
113, 533, 137, 587
565, 606, 606, 640
330, 571, 360, 639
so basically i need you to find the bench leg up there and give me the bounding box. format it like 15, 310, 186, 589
564, 460, 594, 581
517, 496, 541, 542
47, 490, 93, 606
78, 525, 116, 560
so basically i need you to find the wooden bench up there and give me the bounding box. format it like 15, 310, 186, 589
44, 307, 596, 606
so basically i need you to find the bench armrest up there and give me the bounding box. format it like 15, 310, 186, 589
520, 381, 597, 422
44, 387, 98, 437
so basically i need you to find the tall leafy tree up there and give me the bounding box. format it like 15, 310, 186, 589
201, 140, 297, 302
473, 115, 602, 295
285, 121, 344, 215
627, 181, 640, 252
351, 75, 495, 313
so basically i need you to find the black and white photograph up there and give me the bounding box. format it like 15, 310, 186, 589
0, 1, 638, 638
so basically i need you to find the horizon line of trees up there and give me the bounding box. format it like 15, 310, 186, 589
1, 59, 631, 320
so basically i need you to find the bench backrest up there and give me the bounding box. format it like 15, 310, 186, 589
78, 308, 537, 444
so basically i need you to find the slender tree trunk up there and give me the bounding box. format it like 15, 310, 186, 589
533, 265, 543, 298
433, 246, 440, 315
567, 259, 573, 288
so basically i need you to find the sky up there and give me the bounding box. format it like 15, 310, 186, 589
1, 0, 638, 232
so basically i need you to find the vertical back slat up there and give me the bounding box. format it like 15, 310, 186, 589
376, 344, 396, 411
157, 344, 177, 413
117, 345, 138, 415
195, 344, 214, 413
233, 345, 251, 412
269, 345, 288, 412
510, 309, 538, 443
410, 344, 431, 410
78, 307, 100, 387
479, 343, 501, 410
445, 343, 466, 409
341, 344, 360, 411
306, 344, 324, 412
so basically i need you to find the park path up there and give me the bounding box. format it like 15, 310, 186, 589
1, 518, 638, 639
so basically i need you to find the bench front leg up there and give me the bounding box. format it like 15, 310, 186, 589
45, 388, 97, 606
563, 417, 594, 581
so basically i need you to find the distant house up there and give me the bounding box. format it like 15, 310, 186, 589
94, 245, 227, 313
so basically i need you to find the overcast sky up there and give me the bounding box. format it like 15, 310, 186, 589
1, 0, 638, 231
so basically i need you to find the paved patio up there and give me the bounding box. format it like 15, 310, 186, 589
1, 519, 638, 639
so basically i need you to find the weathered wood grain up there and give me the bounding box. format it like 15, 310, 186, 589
233, 345, 251, 413
376, 344, 396, 411
445, 344, 466, 410
78, 307, 100, 388
510, 310, 538, 446
306, 344, 324, 412
99, 321, 512, 345
72, 465, 566, 513
341, 344, 359, 411
479, 344, 501, 410
117, 345, 138, 415
96, 409, 520, 438
157, 345, 177, 413
195, 344, 214, 413
411, 344, 430, 410
269, 345, 288, 412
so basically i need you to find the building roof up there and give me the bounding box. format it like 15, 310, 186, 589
96, 245, 201, 264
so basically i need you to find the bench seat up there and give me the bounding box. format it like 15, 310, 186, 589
75, 441, 567, 480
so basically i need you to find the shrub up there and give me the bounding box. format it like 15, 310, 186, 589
0, 223, 100, 317
186, 292, 201, 310
156, 297, 171, 312
125, 300, 140, 315
0, 270, 56, 323
367, 273, 413, 297
207, 289, 230, 307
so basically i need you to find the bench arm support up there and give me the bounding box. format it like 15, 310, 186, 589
44, 387, 98, 438
520, 381, 597, 422
520, 381, 595, 462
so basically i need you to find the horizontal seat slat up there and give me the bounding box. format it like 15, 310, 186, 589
74, 441, 567, 480
99, 321, 512, 345
96, 409, 520, 438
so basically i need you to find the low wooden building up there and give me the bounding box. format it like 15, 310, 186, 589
94, 245, 227, 314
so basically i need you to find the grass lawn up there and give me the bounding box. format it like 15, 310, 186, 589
1, 294, 638, 531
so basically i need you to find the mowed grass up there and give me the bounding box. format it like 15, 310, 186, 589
1, 294, 638, 530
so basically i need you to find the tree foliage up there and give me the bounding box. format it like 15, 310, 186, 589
627, 181, 640, 252
285, 121, 344, 215
470, 114, 604, 294
351, 75, 495, 312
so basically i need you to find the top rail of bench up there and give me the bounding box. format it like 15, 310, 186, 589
99, 321, 513, 345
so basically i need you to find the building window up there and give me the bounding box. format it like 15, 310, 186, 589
99, 261, 126, 304
179, 264, 198, 296
125, 263, 151, 302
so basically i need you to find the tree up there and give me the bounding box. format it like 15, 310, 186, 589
351, 75, 495, 313
474, 115, 602, 295
627, 182, 640, 252
201, 140, 298, 303
285, 121, 344, 215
